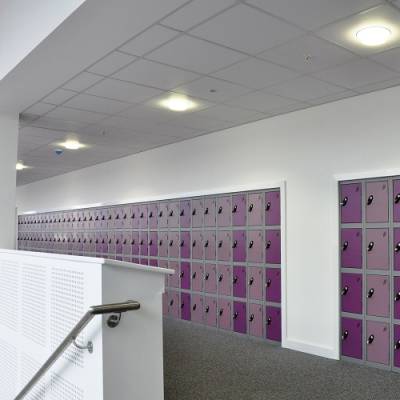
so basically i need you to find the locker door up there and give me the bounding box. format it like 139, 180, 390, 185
265, 230, 281, 264
217, 196, 232, 227
265, 191, 280, 226
341, 317, 362, 359
180, 200, 191, 228
233, 301, 247, 334
366, 321, 389, 365
366, 275, 389, 318
365, 181, 389, 223
340, 182, 362, 223
249, 303, 263, 338
232, 194, 246, 226
248, 193, 263, 226
266, 306, 281, 342
341, 228, 362, 269
366, 228, 389, 270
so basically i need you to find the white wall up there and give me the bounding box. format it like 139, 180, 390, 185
17, 85, 400, 360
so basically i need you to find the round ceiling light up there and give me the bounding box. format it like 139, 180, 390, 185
356, 25, 392, 47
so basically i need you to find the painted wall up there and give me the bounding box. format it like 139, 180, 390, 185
17, 85, 400, 359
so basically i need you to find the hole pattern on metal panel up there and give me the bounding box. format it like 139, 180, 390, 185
0, 339, 17, 399
50, 373, 84, 400
0, 260, 19, 331
21, 353, 47, 400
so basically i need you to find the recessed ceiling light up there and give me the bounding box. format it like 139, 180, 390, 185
59, 139, 86, 150
16, 162, 28, 171
159, 95, 197, 112
356, 25, 392, 46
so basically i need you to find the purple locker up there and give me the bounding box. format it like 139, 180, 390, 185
139, 231, 148, 257
233, 301, 247, 334
217, 231, 232, 261
265, 230, 281, 264
366, 228, 389, 270
192, 199, 204, 228
233, 230, 246, 262
148, 203, 158, 229
233, 266, 246, 298
266, 268, 281, 303
232, 194, 246, 226
265, 191, 280, 226
192, 232, 204, 260
204, 296, 217, 327
139, 204, 148, 229
395, 277, 400, 319
191, 294, 204, 324
394, 179, 400, 222
366, 275, 389, 318
162, 292, 168, 316
217, 196, 231, 227
218, 299, 232, 330
394, 228, 400, 271
204, 197, 216, 227
121, 206, 130, 229
249, 303, 263, 338
180, 262, 191, 290
181, 293, 191, 321
100, 209, 108, 229
83, 233, 90, 253
192, 263, 204, 292
149, 231, 158, 257
158, 203, 168, 228
116, 207, 124, 229
168, 201, 180, 228
168, 291, 180, 319
248, 193, 264, 226
365, 181, 389, 223
266, 306, 281, 342
180, 231, 191, 259
168, 262, 180, 288
341, 228, 362, 269
341, 273, 362, 314
180, 200, 191, 228
340, 183, 362, 223
115, 232, 123, 255
158, 232, 169, 258
204, 231, 216, 260
248, 267, 263, 300
131, 205, 140, 229
366, 321, 389, 365
341, 317, 362, 359
140, 258, 149, 265
131, 232, 139, 256
204, 264, 217, 294
217, 265, 232, 296
247, 230, 264, 263
149, 259, 158, 267
169, 232, 180, 259
394, 325, 400, 368
94, 209, 101, 229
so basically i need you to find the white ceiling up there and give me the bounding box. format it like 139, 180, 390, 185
17, 0, 400, 185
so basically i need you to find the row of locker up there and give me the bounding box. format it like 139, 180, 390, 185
340, 180, 400, 224
342, 317, 400, 367
341, 273, 400, 317
18, 192, 281, 232
163, 290, 281, 342
17, 229, 281, 264
341, 228, 400, 269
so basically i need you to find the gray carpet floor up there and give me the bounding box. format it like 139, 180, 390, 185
163, 319, 400, 400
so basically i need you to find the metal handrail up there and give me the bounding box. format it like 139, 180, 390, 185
14, 300, 140, 400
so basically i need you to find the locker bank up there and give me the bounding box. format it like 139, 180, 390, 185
5, 1, 400, 399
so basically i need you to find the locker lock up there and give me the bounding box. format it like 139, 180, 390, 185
233, 276, 238, 284
232, 205, 238, 213
395, 292, 400, 302
266, 202, 271, 211
248, 277, 254, 286
367, 194, 374, 206
180, 240, 185, 247
192, 304, 197, 311
140, 212, 144, 218
159, 240, 163, 246
205, 305, 210, 313
219, 308, 224, 316
218, 240, 223, 248
395, 193, 400, 204
205, 273, 210, 281
180, 209, 184, 216
233, 312, 239, 320
342, 241, 349, 251
204, 240, 209, 248
218, 274, 223, 282
131, 239, 135, 245
367, 335, 375, 345
149, 240, 153, 246
249, 314, 255, 322
108, 215, 112, 220
367, 241, 374, 252
192, 272, 197, 279
169, 210, 174, 217
192, 240, 196, 247
140, 240, 144, 245
395, 243, 400, 253
218, 206, 223, 214
170, 299, 174, 306
192, 209, 196, 216
367, 288, 375, 298
181, 302, 185, 309
341, 286, 349, 296
158, 211, 163, 217
266, 240, 271, 249
180, 271, 184, 278
95, 216, 99, 221
266, 279, 272, 287
130, 213, 135, 219
108, 239, 112, 244
232, 240, 238, 249
248, 204, 254, 212
248, 240, 254, 249
123, 239, 127, 245
342, 330, 349, 340
149, 212, 153, 218
267, 317, 272, 325
169, 240, 174, 247
395, 340, 400, 350
340, 196, 348, 207
115, 239, 119, 245
204, 207, 209, 215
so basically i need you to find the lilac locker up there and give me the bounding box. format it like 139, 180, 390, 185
265, 230, 281, 264
158, 202, 168, 228
121, 206, 130, 229
204, 231, 216, 261
365, 181, 389, 223
217, 231, 232, 261
394, 228, 400, 271
204, 264, 217, 294
131, 232, 139, 257
366, 321, 389, 365
366, 228, 389, 270
248, 267, 263, 300
266, 268, 281, 303
233, 230, 246, 262
168, 291, 180, 319
266, 306, 281, 342
77, 233, 84, 256
341, 273, 362, 314
192, 199, 204, 228
180, 231, 191, 259
94, 209, 101, 229
139, 204, 148, 229
131, 205, 140, 229
140, 231, 148, 257
367, 275, 389, 317
89, 209, 96, 230
180, 200, 191, 228
114, 207, 123, 229
247, 230, 264, 263
341, 317, 362, 359
233, 266, 246, 298
265, 191, 280, 226
168, 262, 180, 288
158, 232, 168, 258
395, 325, 400, 367
122, 231, 132, 257
394, 179, 400, 222
149, 231, 158, 257
204, 297, 217, 327
218, 265, 232, 296
168, 201, 180, 228
232, 194, 246, 226
67, 233, 73, 255
191, 294, 203, 324
249, 303, 263, 338
395, 277, 400, 319
169, 232, 180, 259
340, 183, 362, 223
83, 232, 90, 253
148, 203, 158, 229
218, 299, 232, 330
233, 301, 247, 334
180, 262, 191, 290
204, 197, 216, 227
100, 208, 108, 229
95, 233, 102, 255
191, 263, 204, 292
248, 193, 264, 226
341, 228, 362, 269
115, 232, 123, 256
217, 196, 231, 227
181, 293, 191, 321
192, 232, 204, 260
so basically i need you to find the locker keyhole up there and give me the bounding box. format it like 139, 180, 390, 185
340, 196, 348, 207
367, 195, 374, 205
367, 335, 375, 345
341, 286, 349, 296
367, 241, 374, 252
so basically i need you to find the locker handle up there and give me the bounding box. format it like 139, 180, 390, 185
218, 240, 223, 248
367, 288, 375, 298
204, 240, 209, 248
342, 330, 349, 340
192, 272, 197, 279
205, 305, 210, 313
89, 216, 93, 221
131, 213, 135, 219
123, 239, 127, 245
266, 240, 271, 249
367, 241, 374, 252
180, 271, 184, 278
108, 239, 112, 244
115, 214, 119, 220
149, 212, 153, 218
248, 204, 254, 212
180, 240, 184, 247
169, 210, 174, 217
123, 214, 127, 219
340, 196, 348, 207
84, 217, 87, 221
149, 240, 153, 246
395, 243, 400, 253
218, 274, 223, 282
341, 286, 349, 296
219, 309, 224, 316
232, 240, 237, 249
232, 205, 237, 213
395, 340, 400, 350
233, 312, 238, 320
180, 209, 184, 216
204, 273, 210, 281
218, 206, 223, 214
249, 277, 254, 286
140, 240, 144, 245
192, 240, 196, 247
367, 335, 375, 345
248, 240, 254, 249
170, 300, 174, 306
204, 207, 209, 215
159, 240, 163, 246
101, 216, 105, 221
192, 209, 196, 216
266, 202, 271, 211
140, 212, 144, 218
108, 215, 112, 220
169, 240, 174, 247
233, 276, 238, 284
396, 193, 400, 204
267, 317, 271, 325
266, 279, 272, 287
367, 194, 374, 206
159, 211, 163, 217
395, 292, 400, 302
95, 216, 99, 221
192, 304, 197, 311
249, 314, 254, 322
115, 239, 119, 245
342, 241, 349, 251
